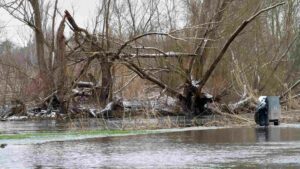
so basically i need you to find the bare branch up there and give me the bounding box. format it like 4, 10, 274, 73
197, 2, 285, 91
259, 35, 298, 92
114, 32, 186, 59
280, 79, 300, 99
113, 74, 138, 94
123, 61, 184, 99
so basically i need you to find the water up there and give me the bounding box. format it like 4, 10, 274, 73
0, 117, 191, 134
1, 120, 300, 168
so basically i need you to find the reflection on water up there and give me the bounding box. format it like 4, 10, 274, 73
1, 122, 300, 168
256, 127, 280, 142
256, 126, 300, 143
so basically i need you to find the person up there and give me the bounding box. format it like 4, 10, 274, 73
255, 96, 269, 126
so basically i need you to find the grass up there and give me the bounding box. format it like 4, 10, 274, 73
0, 134, 30, 140
0, 129, 150, 140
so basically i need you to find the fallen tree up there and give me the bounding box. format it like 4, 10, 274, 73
58, 2, 285, 117
0, 2, 287, 121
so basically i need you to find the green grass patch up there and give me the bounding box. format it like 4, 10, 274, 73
0, 134, 31, 140
0, 129, 151, 140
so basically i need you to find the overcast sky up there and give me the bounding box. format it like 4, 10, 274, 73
0, 0, 100, 46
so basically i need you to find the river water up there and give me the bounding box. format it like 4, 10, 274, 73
1, 119, 300, 168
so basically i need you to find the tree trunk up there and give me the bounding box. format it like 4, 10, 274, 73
99, 59, 113, 107
99, 0, 113, 107
29, 0, 51, 94
181, 83, 214, 117
182, 83, 196, 116
56, 16, 67, 113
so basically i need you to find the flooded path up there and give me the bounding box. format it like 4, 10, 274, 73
1, 120, 300, 168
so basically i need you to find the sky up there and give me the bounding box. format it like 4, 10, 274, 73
0, 0, 100, 47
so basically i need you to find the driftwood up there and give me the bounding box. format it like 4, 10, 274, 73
97, 101, 124, 118
75, 81, 95, 88
227, 97, 256, 113
0, 94, 258, 122
0, 100, 26, 119
0, 106, 12, 119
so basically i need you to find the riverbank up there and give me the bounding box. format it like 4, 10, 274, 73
1, 110, 300, 128
1, 95, 300, 132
